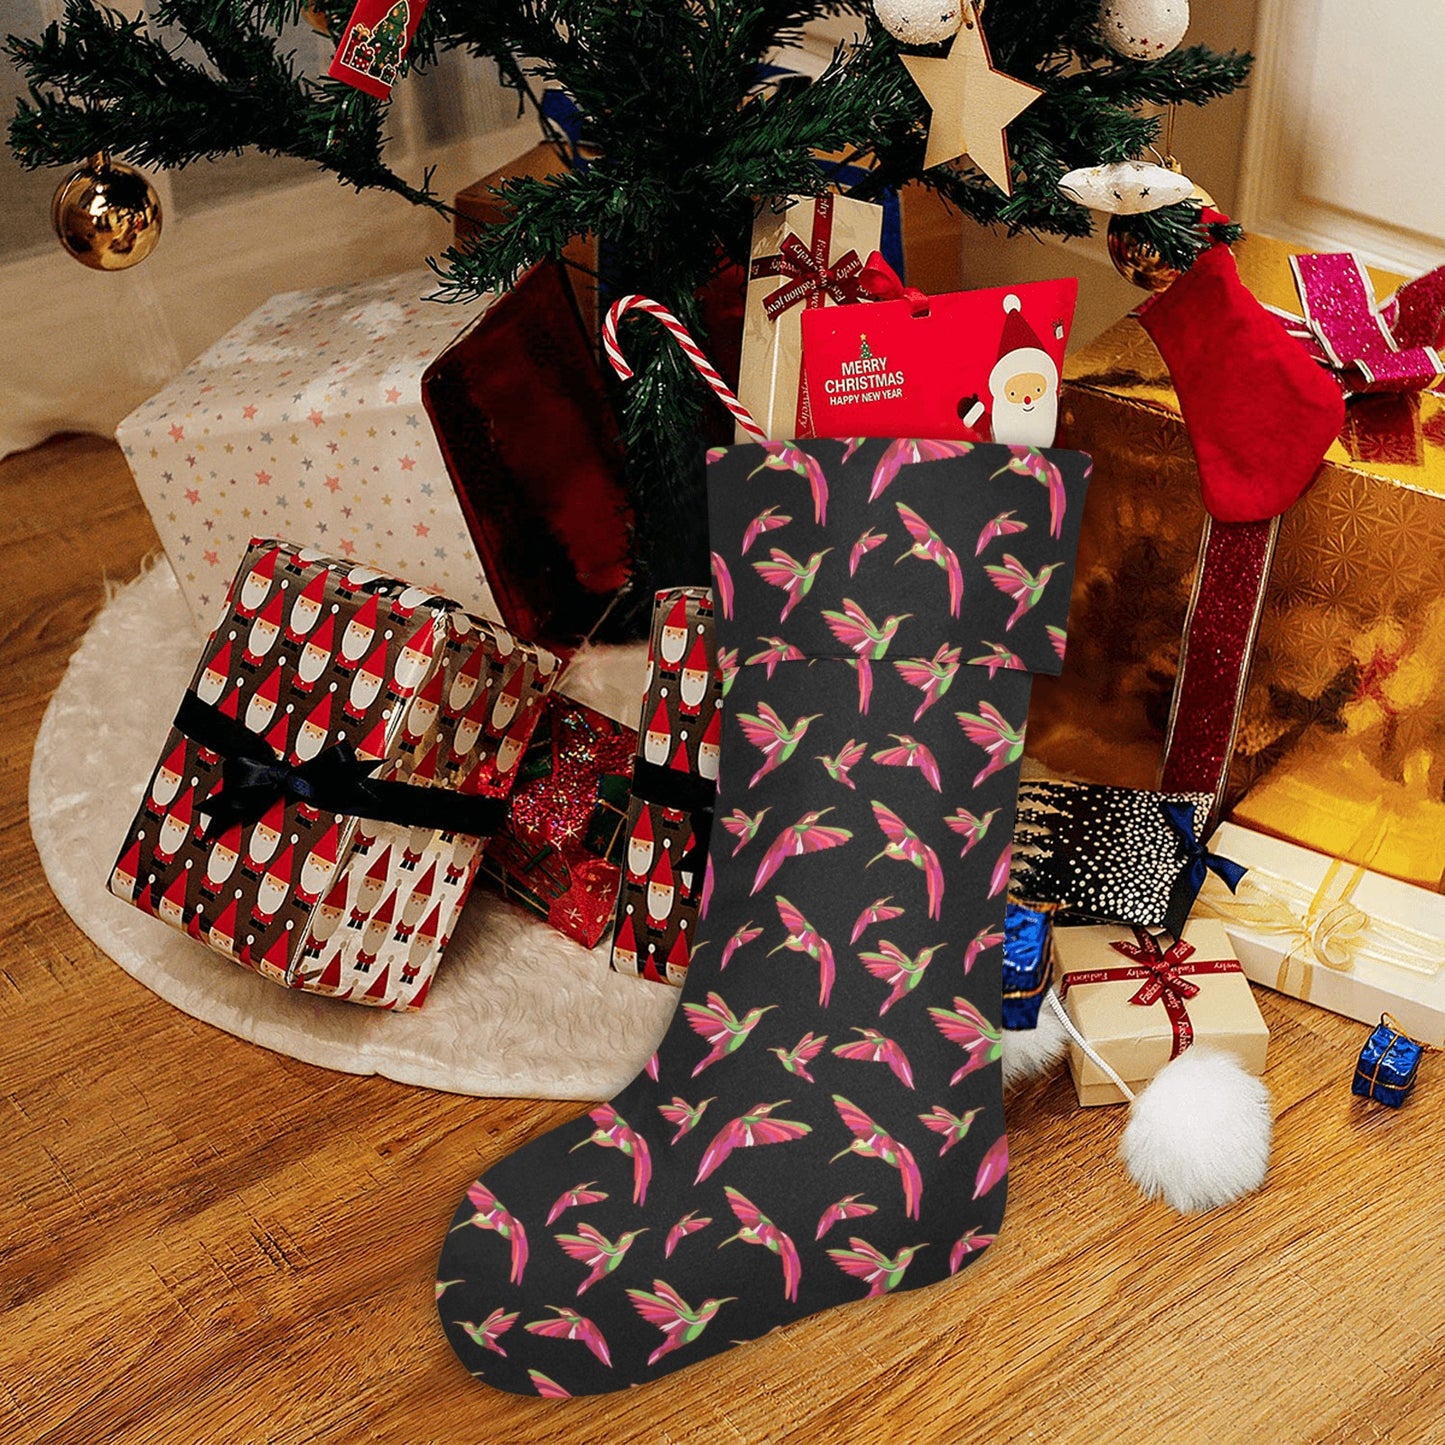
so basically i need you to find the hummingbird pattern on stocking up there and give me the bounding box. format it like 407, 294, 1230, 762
438, 438, 1091, 1395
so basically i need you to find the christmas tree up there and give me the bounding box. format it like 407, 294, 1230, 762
6, 0, 1248, 597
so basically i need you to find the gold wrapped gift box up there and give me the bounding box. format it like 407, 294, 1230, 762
1028, 234, 1445, 892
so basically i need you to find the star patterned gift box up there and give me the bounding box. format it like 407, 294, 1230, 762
1052, 919, 1269, 1106
108, 538, 558, 1010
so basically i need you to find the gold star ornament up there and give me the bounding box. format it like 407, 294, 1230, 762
902, 4, 1044, 195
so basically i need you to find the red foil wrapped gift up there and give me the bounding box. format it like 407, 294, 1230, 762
478, 694, 636, 948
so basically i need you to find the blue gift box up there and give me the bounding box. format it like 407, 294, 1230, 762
1002, 901, 1055, 1030
1352, 1016, 1424, 1107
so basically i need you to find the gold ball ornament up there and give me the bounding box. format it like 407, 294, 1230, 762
50, 154, 163, 271
1107, 179, 1216, 291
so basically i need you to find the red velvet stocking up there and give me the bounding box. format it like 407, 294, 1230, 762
1138, 243, 1344, 523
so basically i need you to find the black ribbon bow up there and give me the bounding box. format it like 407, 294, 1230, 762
175, 691, 507, 841
629, 757, 715, 880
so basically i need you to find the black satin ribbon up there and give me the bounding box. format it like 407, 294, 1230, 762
629, 758, 715, 878
174, 691, 507, 841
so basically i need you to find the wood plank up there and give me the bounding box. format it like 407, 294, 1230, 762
2, 434, 1442, 1445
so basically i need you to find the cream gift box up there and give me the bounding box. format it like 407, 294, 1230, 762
1193, 822, 1445, 1045
1053, 918, 1270, 1107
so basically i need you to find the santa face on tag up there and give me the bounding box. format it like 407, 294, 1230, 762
981, 294, 1062, 448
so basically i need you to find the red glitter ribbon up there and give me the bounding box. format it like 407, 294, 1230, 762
1270, 252, 1445, 396
1059, 928, 1243, 1059
509, 699, 635, 850
751, 194, 865, 322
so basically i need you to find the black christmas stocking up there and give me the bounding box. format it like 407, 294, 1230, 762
437, 438, 1090, 1396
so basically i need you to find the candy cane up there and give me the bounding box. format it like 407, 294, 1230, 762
603, 294, 769, 444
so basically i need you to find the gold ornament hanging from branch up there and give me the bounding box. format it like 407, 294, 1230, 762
50, 154, 163, 271
901, 1, 1043, 195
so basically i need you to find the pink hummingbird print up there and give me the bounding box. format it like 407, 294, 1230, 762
818, 738, 867, 789
975, 508, 1028, 555
968, 641, 1025, 677
458, 1307, 517, 1356
770, 895, 836, 1007
985, 554, 1063, 630
528, 1369, 571, 1398
524, 1307, 612, 1368
751, 808, 853, 893
737, 702, 822, 786
717, 646, 740, 695
664, 1211, 713, 1257
871, 734, 942, 792
720, 1186, 803, 1303
545, 1181, 609, 1227
944, 806, 998, 857
849, 527, 887, 575
850, 895, 905, 944
929, 996, 1004, 1084
644, 1051, 661, 1081
684, 991, 778, 1076
744, 637, 805, 677
695, 1101, 813, 1184
858, 939, 946, 1014
750, 440, 829, 524
719, 921, 763, 967
841, 437, 867, 461
450, 1181, 529, 1284
990, 446, 1066, 537
893, 644, 962, 722
827, 1237, 927, 1297
741, 505, 791, 554
657, 1095, 714, 1144
769, 1030, 828, 1082
869, 439, 973, 503
989, 842, 1012, 899
949, 1228, 997, 1274
869, 801, 944, 921
831, 1095, 923, 1219
709, 551, 735, 619
627, 1279, 735, 1367
974, 1135, 1009, 1199
1047, 623, 1067, 660
570, 1103, 652, 1205
821, 599, 912, 714
721, 809, 769, 857
918, 1105, 982, 1156
816, 1193, 878, 1241
832, 1027, 915, 1088
554, 1221, 647, 1294
955, 702, 1025, 788
754, 546, 831, 622
895, 502, 964, 617
963, 923, 1005, 974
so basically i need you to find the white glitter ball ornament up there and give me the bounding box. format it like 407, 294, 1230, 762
1058, 160, 1193, 214
1098, 0, 1189, 59
874, 0, 964, 46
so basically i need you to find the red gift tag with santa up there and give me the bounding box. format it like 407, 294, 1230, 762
328, 0, 430, 99
800, 265, 1077, 447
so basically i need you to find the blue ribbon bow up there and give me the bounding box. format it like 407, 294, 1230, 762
1163, 798, 1248, 899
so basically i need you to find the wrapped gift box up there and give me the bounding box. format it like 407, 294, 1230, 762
477, 693, 636, 948
609, 587, 721, 985
738, 192, 883, 441
118, 262, 630, 648
108, 538, 558, 1009
1001, 901, 1055, 1031
1026, 233, 1445, 892
1194, 822, 1445, 1045
1053, 919, 1269, 1106
1352, 1017, 1425, 1107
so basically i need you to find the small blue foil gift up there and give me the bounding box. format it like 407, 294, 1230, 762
1002, 901, 1056, 1030
1352, 1015, 1424, 1107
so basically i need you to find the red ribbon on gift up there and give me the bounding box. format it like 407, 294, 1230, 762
1269, 252, 1445, 396
856, 250, 930, 316
751, 194, 865, 321
1059, 927, 1244, 1060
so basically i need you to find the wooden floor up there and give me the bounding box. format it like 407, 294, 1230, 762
3, 434, 1443, 1445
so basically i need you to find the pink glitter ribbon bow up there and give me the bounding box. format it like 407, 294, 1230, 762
1273, 252, 1445, 396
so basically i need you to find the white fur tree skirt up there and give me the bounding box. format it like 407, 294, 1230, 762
28, 562, 679, 1099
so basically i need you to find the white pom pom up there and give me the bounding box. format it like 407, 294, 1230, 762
1120, 1050, 1272, 1213
872, 0, 963, 46
1002, 292, 1022, 314
1098, 0, 1189, 60
1002, 999, 1070, 1092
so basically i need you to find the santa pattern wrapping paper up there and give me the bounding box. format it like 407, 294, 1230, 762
117, 271, 500, 630
109, 539, 558, 1010
609, 588, 722, 984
